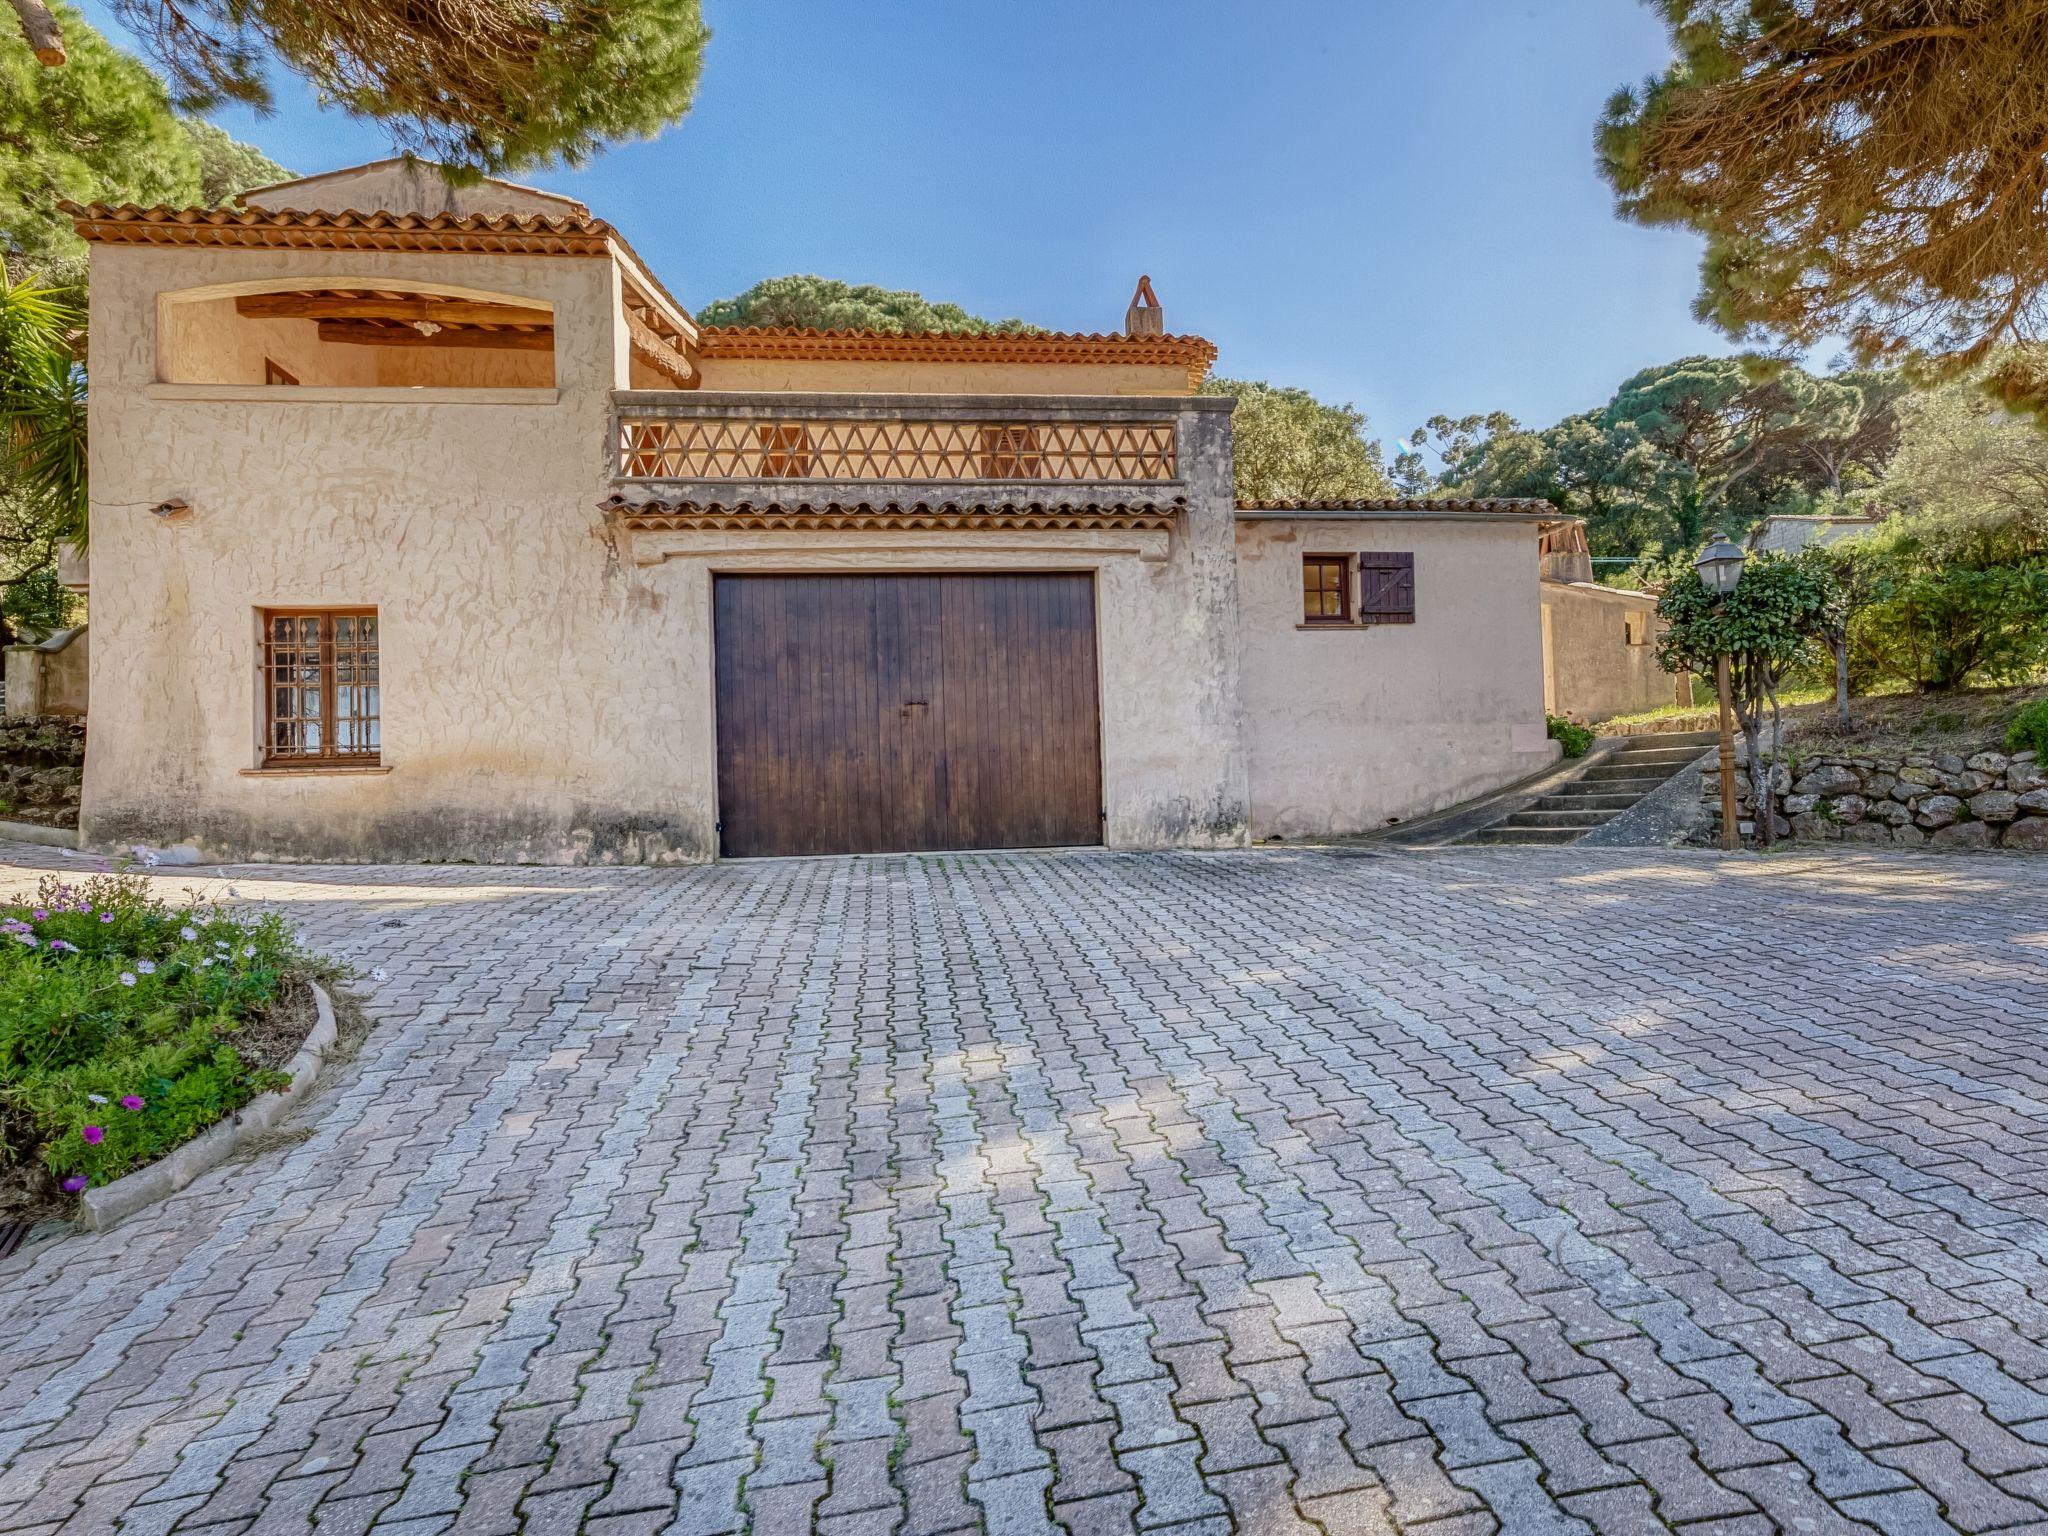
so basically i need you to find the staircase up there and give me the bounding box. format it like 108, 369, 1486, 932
1462, 730, 1718, 845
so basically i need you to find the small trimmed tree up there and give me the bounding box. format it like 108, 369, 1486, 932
1656, 553, 1842, 846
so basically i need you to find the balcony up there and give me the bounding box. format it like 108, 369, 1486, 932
606, 392, 1193, 534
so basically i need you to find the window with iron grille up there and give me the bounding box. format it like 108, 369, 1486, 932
977, 425, 1043, 479
1357, 551, 1416, 624
262, 610, 379, 765
1302, 555, 1351, 622
753, 423, 815, 478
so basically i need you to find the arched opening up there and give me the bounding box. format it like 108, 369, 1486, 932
157, 280, 557, 390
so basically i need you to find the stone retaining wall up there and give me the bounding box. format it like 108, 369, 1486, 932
1703, 745, 2046, 849
0, 716, 86, 828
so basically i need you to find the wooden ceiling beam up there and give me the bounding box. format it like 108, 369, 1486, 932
316, 321, 554, 351
241, 294, 554, 327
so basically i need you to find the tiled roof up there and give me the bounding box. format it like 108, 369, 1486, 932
697, 327, 1218, 386
63, 202, 616, 256
1238, 497, 1559, 516
601, 493, 1183, 533
63, 200, 698, 342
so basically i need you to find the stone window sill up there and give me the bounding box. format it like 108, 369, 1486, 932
239, 764, 392, 778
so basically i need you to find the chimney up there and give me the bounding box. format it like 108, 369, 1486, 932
1124, 275, 1164, 337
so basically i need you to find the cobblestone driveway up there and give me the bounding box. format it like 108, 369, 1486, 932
3, 845, 2048, 1535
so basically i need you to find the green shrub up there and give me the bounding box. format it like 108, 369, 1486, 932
2009, 698, 2048, 759
0, 874, 308, 1195
1546, 714, 1596, 758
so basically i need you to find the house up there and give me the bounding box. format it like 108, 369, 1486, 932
69, 161, 1567, 862
1745, 513, 1883, 556
1536, 522, 1684, 723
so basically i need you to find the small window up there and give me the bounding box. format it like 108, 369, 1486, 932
978, 425, 1043, 479
1357, 551, 1416, 624
1625, 611, 1651, 646
754, 423, 814, 478
262, 609, 380, 765
264, 358, 299, 386
1302, 555, 1350, 622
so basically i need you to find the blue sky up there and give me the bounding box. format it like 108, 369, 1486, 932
82, 0, 1734, 451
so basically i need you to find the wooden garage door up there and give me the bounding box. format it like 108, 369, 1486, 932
713, 573, 1103, 858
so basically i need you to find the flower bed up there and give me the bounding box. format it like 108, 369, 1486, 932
0, 873, 332, 1216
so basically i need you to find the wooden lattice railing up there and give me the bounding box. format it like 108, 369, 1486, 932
616, 414, 1177, 482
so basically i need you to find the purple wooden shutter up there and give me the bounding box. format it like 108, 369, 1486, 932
1357, 551, 1415, 624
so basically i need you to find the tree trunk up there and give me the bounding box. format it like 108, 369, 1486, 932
7, 0, 65, 63
1832, 635, 1851, 729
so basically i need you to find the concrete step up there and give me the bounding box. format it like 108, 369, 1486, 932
1606, 729, 1719, 749
1579, 766, 1689, 787
1607, 744, 1712, 766
1530, 791, 1641, 812
1494, 809, 1617, 831
1465, 826, 1584, 845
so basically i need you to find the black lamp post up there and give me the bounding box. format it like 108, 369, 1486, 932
1695, 533, 1749, 851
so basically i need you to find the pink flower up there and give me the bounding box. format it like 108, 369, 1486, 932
99, 912, 114, 924
31, 908, 47, 920
81, 1126, 104, 1145
61, 1175, 87, 1193
120, 1095, 144, 1111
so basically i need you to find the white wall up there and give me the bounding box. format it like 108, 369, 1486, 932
1236, 516, 1558, 838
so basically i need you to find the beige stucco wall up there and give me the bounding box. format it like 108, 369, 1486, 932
1540, 580, 1679, 722
84, 236, 1248, 861
160, 296, 380, 387
83, 239, 695, 861
694, 357, 1195, 396
1236, 517, 1558, 839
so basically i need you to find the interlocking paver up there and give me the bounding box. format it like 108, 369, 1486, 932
0, 843, 2044, 1533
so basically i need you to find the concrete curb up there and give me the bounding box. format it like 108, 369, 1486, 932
79, 982, 336, 1233
0, 819, 79, 850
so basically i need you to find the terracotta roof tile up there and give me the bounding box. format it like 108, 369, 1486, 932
1237, 497, 1559, 516
63, 201, 615, 256
601, 493, 1183, 533
697, 326, 1217, 386
63, 200, 697, 342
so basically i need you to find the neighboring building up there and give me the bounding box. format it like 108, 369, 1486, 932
1745, 513, 1883, 556
70, 162, 1562, 862
1536, 522, 1683, 723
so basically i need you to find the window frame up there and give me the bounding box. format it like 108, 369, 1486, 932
259, 607, 381, 769
1300, 554, 1353, 624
